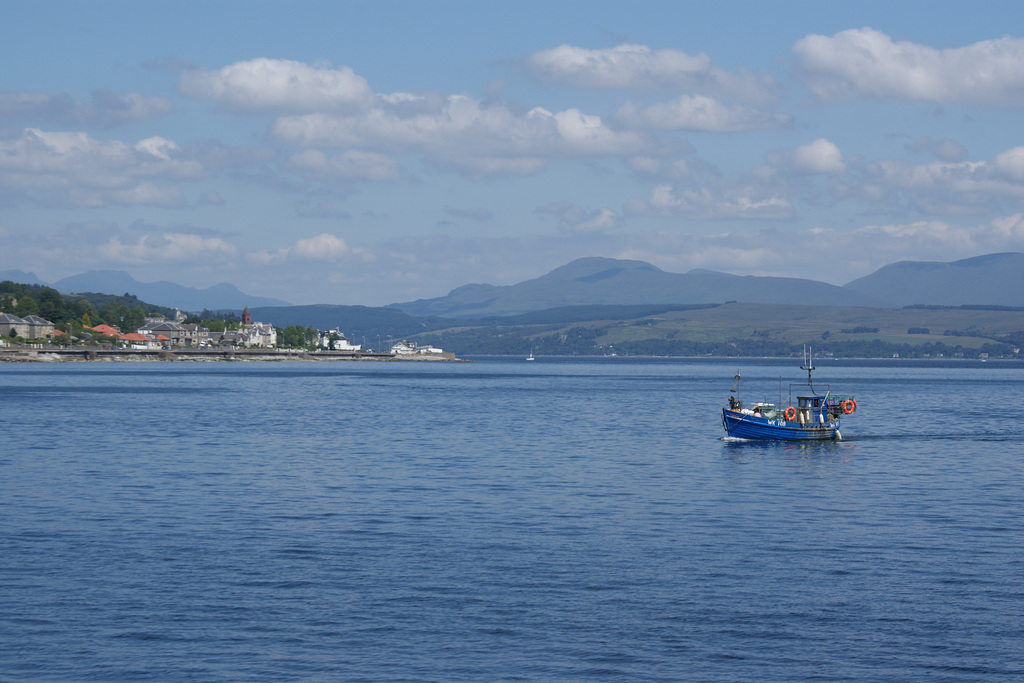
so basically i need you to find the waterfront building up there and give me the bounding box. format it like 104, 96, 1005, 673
181, 323, 210, 347
0, 313, 55, 339
243, 323, 277, 348
138, 320, 186, 345
320, 329, 362, 351
391, 340, 444, 356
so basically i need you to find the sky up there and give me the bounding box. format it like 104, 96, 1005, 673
3, 0, 1024, 307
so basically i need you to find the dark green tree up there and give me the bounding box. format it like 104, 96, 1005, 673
38, 287, 65, 322
15, 295, 38, 316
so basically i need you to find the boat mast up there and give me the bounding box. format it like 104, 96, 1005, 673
801, 345, 815, 387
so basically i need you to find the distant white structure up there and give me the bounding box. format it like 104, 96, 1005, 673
320, 329, 361, 351
391, 340, 444, 355
243, 323, 277, 348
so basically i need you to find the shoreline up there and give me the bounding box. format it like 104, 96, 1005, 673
0, 347, 460, 362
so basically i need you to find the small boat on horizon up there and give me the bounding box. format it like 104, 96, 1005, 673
721, 348, 857, 441
526, 350, 535, 361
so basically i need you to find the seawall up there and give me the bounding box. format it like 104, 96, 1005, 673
0, 347, 459, 362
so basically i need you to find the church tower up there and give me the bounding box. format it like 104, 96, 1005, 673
241, 306, 251, 326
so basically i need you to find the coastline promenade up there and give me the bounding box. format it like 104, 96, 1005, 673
0, 347, 458, 362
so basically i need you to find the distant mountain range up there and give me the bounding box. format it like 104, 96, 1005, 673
0, 269, 46, 286
3, 252, 1022, 316
842, 252, 1024, 307
0, 269, 290, 311
391, 252, 1024, 318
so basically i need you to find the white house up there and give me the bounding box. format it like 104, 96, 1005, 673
243, 323, 277, 348
320, 329, 361, 351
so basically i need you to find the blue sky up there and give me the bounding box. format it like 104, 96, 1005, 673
3, 0, 1024, 306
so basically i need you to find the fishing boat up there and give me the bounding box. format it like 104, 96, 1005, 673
721, 348, 857, 441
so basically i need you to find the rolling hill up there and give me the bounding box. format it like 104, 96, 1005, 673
51, 270, 290, 311
392, 257, 885, 318
842, 252, 1024, 307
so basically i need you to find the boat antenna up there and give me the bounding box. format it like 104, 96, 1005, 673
731, 371, 741, 394
801, 345, 815, 387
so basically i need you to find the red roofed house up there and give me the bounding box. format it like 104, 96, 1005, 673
89, 324, 121, 337
119, 332, 157, 349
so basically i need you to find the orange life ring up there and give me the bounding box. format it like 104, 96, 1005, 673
783, 407, 797, 421
842, 399, 856, 414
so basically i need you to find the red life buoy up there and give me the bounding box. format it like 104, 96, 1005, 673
842, 399, 856, 414
784, 407, 797, 421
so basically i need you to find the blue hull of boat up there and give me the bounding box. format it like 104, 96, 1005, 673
722, 408, 840, 441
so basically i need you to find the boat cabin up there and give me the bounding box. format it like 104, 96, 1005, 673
795, 394, 832, 424
797, 395, 825, 411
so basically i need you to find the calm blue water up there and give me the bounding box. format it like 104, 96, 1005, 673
1, 357, 1022, 682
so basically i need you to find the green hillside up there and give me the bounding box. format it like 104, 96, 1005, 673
408, 302, 1024, 358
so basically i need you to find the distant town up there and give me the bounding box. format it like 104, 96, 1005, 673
0, 287, 450, 361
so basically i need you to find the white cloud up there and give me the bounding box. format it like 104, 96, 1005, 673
135, 136, 180, 160
249, 233, 366, 264
181, 57, 677, 178
855, 148, 1024, 214
792, 139, 846, 174
537, 201, 622, 234
0, 128, 201, 207
179, 58, 374, 112
523, 43, 778, 103
630, 142, 1024, 226
273, 95, 648, 175
989, 212, 1024, 240
551, 107, 642, 153
615, 95, 790, 132
97, 232, 238, 263
573, 208, 621, 234
844, 215, 1024, 262
645, 183, 793, 220
793, 27, 1024, 105
992, 146, 1024, 181
291, 233, 354, 260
